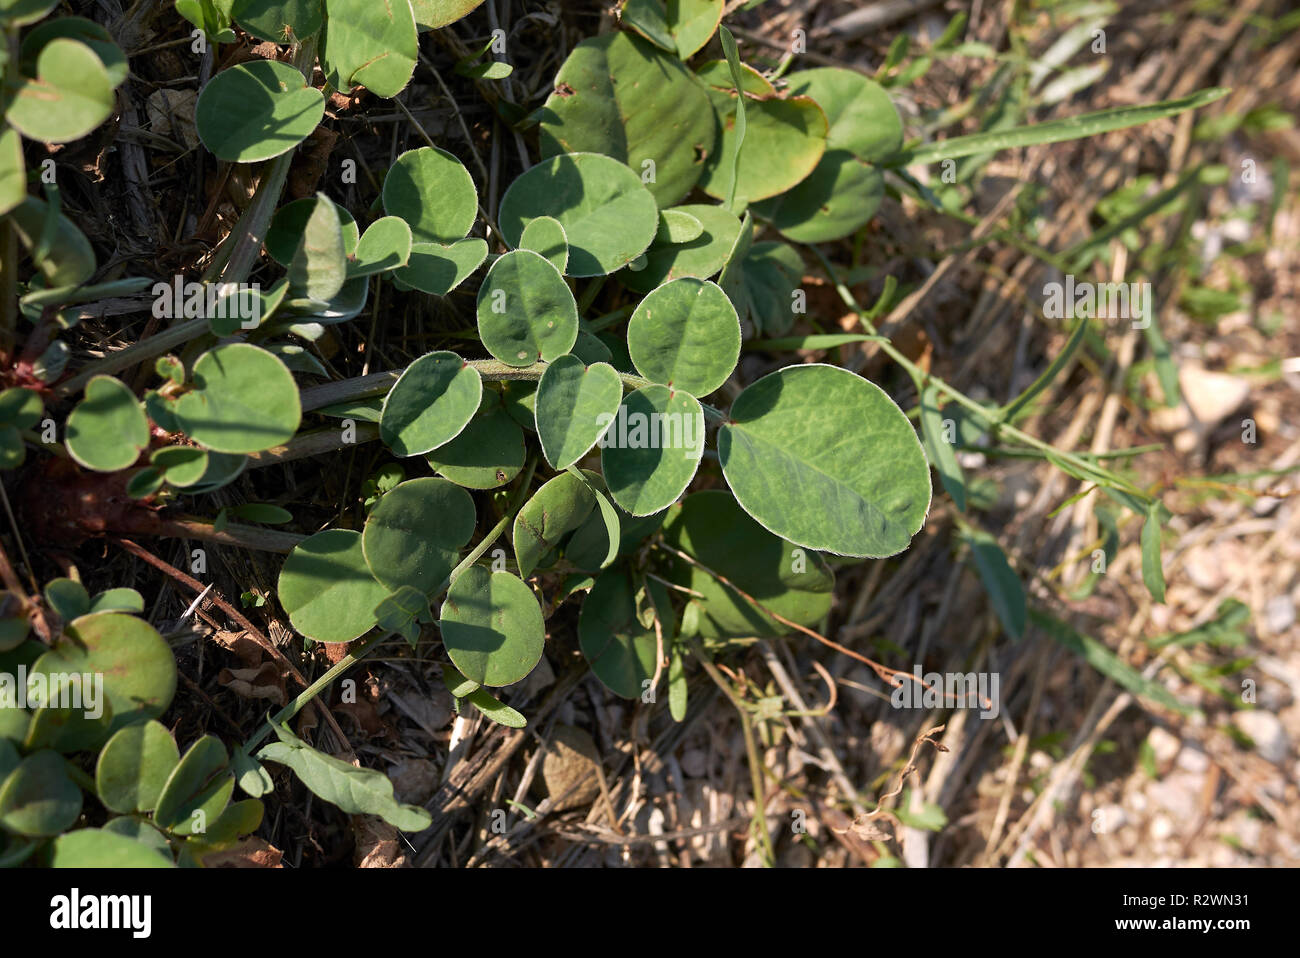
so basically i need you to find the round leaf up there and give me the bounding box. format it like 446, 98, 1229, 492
627, 277, 740, 396
28, 612, 177, 745
322, 0, 417, 97
513, 471, 597, 578
427, 401, 525, 489
538, 31, 715, 207
535, 354, 623, 470
0, 0, 58, 27
151, 445, 209, 488
153, 735, 234, 835
362, 477, 476, 594
786, 67, 902, 161
752, 151, 884, 243
439, 566, 545, 687
349, 215, 413, 277
659, 490, 834, 638
382, 146, 478, 244
718, 364, 931, 557
499, 153, 659, 278
20, 17, 128, 89
394, 238, 488, 295
6, 39, 114, 144
476, 249, 579, 366
172, 343, 302, 454
95, 720, 180, 814
411, 0, 486, 28
697, 74, 828, 205
266, 196, 358, 265
519, 216, 568, 274
278, 529, 390, 643
379, 350, 482, 457
233, 0, 323, 43
601, 384, 704, 516
8, 197, 96, 287
621, 203, 741, 293
0, 751, 82, 837
65, 375, 149, 472
196, 59, 326, 163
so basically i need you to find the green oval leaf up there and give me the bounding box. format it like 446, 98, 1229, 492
426, 401, 525, 489
44, 578, 89, 623
322, 0, 417, 97
65, 375, 149, 472
0, 0, 58, 27
278, 529, 389, 643
627, 278, 739, 396
379, 350, 482, 457
697, 70, 828, 205
535, 354, 623, 470
601, 384, 704, 516
234, 0, 323, 43
476, 249, 579, 366
95, 720, 181, 814
0, 751, 82, 837
151, 446, 210, 488
439, 566, 545, 687
718, 364, 931, 557
362, 477, 476, 595
349, 215, 413, 277
734, 240, 804, 335
29, 612, 177, 747
266, 196, 358, 265
153, 735, 233, 835
393, 238, 488, 295
513, 471, 597, 578
538, 31, 715, 207
8, 196, 96, 287
621, 203, 741, 294
499, 152, 659, 278
6, 39, 114, 144
196, 59, 326, 163
411, 0, 486, 28
20, 17, 129, 90
172, 343, 302, 454
752, 152, 884, 243
287, 193, 347, 301
519, 216, 569, 274
382, 146, 478, 244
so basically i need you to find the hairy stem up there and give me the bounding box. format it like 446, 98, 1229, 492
297, 359, 728, 420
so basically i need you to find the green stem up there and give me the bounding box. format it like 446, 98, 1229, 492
244, 629, 396, 753
689, 638, 775, 866
203, 36, 318, 287
298, 360, 729, 420
54, 318, 207, 397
